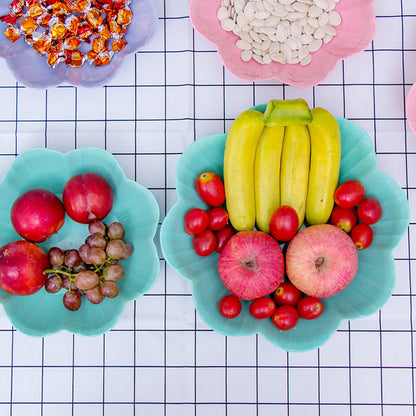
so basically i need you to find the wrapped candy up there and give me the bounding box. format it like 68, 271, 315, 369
0, 0, 133, 68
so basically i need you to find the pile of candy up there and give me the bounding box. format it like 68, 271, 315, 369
0, 0, 133, 68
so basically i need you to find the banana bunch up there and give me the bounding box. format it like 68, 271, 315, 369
223, 99, 341, 233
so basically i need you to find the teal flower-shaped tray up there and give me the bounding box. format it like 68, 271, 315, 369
160, 105, 410, 352
0, 147, 160, 337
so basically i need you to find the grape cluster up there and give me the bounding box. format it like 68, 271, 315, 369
43, 220, 133, 311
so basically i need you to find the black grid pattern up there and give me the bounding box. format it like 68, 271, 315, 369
0, 0, 415, 415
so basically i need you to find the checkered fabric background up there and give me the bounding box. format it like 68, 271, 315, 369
0, 0, 415, 415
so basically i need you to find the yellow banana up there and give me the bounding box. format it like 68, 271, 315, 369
253, 125, 285, 233
305, 107, 341, 225
280, 124, 311, 229
263, 98, 313, 126
223, 109, 265, 231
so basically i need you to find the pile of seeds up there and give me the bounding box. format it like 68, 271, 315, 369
217, 0, 341, 66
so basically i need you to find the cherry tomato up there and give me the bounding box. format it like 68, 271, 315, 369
269, 205, 299, 242
271, 305, 299, 330
192, 229, 216, 256
195, 171, 226, 207
350, 223, 373, 250
249, 297, 276, 319
334, 179, 365, 208
297, 297, 324, 319
330, 205, 358, 233
273, 281, 303, 306
357, 198, 382, 225
207, 207, 229, 231
184, 208, 209, 235
219, 294, 242, 319
214, 224, 235, 253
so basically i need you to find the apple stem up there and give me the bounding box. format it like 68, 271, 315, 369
315, 256, 324, 270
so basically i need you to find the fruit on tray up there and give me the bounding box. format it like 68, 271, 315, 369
195, 171, 226, 207
223, 109, 265, 232
350, 223, 373, 250
253, 124, 285, 233
273, 281, 303, 307
280, 124, 310, 229
334, 179, 366, 208
207, 207, 229, 231
223, 99, 341, 233
330, 205, 358, 233
184, 208, 209, 235
192, 229, 217, 257
214, 224, 236, 253
296, 297, 324, 320
331, 179, 382, 250
0, 172, 134, 313
45, 220, 133, 311
218, 294, 242, 319
249, 297, 276, 319
269, 205, 299, 242
184, 173, 235, 257
183, 100, 386, 333
63, 172, 114, 224
217, 230, 284, 301
357, 198, 383, 225
0, 240, 49, 295
10, 188, 65, 243
271, 304, 299, 331
286, 224, 358, 299
305, 107, 341, 225
262, 98, 313, 125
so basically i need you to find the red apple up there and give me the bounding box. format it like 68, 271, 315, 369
10, 189, 65, 242
0, 240, 49, 295
217, 230, 284, 301
285, 224, 358, 298
62, 172, 114, 224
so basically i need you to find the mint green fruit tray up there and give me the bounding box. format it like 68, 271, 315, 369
160, 105, 410, 352
0, 147, 160, 337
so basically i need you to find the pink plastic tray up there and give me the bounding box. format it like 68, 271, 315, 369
189, 0, 376, 87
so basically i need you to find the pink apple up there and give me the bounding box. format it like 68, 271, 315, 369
285, 224, 358, 298
62, 172, 114, 224
11, 188, 65, 243
0, 240, 49, 295
217, 230, 284, 301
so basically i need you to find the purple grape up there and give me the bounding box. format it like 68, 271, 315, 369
63, 291, 82, 311
78, 243, 91, 264
88, 220, 106, 236
45, 275, 63, 294
107, 222, 125, 240
87, 247, 107, 265
62, 276, 77, 291
119, 242, 134, 260
103, 264, 124, 282
86, 233, 107, 249
74, 270, 100, 291
101, 282, 119, 298
48, 247, 65, 267
64, 249, 81, 267
106, 239, 125, 260
86, 286, 104, 304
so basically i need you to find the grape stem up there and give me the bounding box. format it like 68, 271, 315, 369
43, 269, 76, 278
43, 269, 76, 292
43, 269, 74, 277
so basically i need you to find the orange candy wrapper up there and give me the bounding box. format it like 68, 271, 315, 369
0, 0, 132, 68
